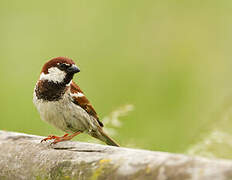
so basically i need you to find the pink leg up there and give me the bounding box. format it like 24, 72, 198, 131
41, 134, 69, 143
52, 132, 81, 144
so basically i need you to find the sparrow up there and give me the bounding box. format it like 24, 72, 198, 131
33, 57, 119, 146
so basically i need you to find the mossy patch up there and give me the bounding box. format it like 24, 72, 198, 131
90, 159, 118, 180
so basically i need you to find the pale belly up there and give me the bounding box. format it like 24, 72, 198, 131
33, 93, 98, 133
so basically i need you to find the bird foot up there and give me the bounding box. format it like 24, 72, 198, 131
41, 132, 81, 144
40, 134, 69, 143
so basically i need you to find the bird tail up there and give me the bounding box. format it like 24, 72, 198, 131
91, 128, 120, 147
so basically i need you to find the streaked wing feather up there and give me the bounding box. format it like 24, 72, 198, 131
70, 82, 104, 127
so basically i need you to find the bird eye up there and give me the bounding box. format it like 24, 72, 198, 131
58, 63, 67, 70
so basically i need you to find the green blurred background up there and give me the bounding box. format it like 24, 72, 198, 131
1, 0, 232, 155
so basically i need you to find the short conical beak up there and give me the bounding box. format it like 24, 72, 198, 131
67, 65, 80, 74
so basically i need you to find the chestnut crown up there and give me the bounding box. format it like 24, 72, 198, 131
41, 57, 80, 74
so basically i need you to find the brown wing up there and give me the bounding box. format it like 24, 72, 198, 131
70, 82, 104, 127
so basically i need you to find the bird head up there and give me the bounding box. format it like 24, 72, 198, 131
39, 57, 80, 85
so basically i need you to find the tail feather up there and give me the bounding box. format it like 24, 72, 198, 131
91, 128, 120, 147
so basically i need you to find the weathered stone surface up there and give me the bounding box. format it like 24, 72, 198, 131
0, 131, 232, 180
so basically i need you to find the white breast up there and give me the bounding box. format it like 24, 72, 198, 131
33, 90, 98, 133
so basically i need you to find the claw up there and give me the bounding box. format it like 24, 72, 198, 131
41, 132, 81, 145
40, 134, 69, 143
51, 132, 81, 144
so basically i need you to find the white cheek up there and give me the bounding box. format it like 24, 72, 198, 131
40, 67, 66, 83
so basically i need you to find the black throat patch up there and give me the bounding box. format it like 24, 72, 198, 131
35, 80, 67, 101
